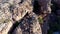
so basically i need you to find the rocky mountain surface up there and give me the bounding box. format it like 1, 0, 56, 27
12, 12, 42, 34
0, 0, 33, 34
0, 0, 60, 34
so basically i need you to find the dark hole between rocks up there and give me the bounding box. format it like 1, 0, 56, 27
33, 0, 41, 15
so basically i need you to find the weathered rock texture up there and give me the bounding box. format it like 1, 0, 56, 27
0, 0, 33, 34
36, 0, 51, 34
12, 12, 42, 34
38, 0, 51, 14
1, 0, 59, 34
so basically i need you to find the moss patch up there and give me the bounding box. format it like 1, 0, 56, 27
38, 16, 43, 24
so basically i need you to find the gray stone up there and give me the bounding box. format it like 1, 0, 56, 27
12, 12, 42, 34
0, 0, 33, 34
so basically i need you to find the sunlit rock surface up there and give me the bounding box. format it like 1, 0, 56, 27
0, 0, 33, 34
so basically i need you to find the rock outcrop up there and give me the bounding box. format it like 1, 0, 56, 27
1, 0, 59, 34
12, 12, 42, 34
0, 0, 33, 34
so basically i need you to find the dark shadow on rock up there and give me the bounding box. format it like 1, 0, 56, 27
33, 0, 41, 15
8, 13, 28, 34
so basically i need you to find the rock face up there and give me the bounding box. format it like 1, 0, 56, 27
11, 0, 33, 21
12, 12, 42, 34
36, 0, 52, 34
38, 0, 51, 14
0, 0, 57, 34
0, 0, 33, 34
